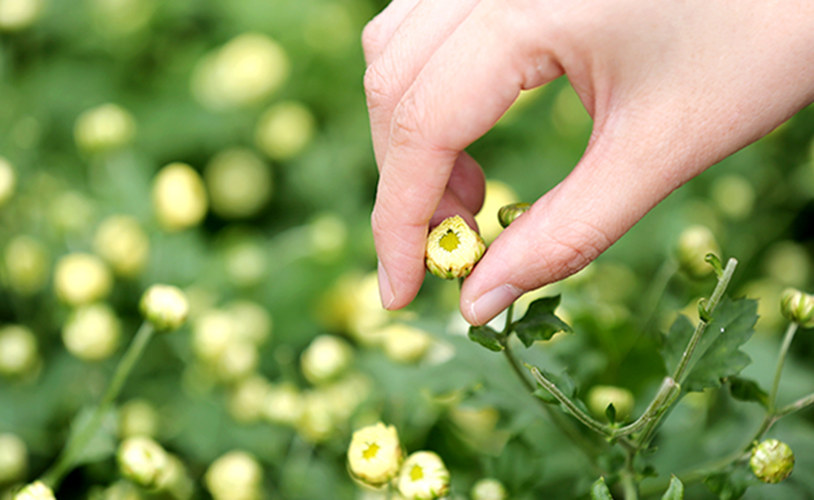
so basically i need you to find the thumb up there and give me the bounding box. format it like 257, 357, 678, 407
459, 114, 698, 325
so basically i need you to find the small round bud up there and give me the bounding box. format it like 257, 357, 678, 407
254, 101, 315, 160
204, 149, 272, 219
750, 439, 794, 484
93, 215, 150, 277
214, 341, 258, 383
227, 300, 272, 346
0, 156, 15, 207
3, 235, 50, 295
780, 288, 814, 328
54, 253, 113, 306
152, 162, 208, 231
0, 433, 27, 484
587, 385, 635, 422
425, 215, 485, 280
262, 382, 304, 426
347, 422, 402, 487
471, 478, 508, 500
381, 323, 433, 364
62, 303, 122, 361
676, 225, 720, 278
497, 202, 530, 228
119, 399, 160, 439
140, 285, 189, 332
13, 481, 54, 500
396, 451, 450, 500
0, 325, 39, 377
117, 436, 169, 489
192, 33, 289, 110
74, 103, 135, 154
204, 450, 263, 500
297, 391, 336, 443
475, 180, 519, 244
228, 375, 270, 423
300, 334, 353, 385
0, 0, 44, 32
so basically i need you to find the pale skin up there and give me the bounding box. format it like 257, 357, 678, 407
363, 0, 814, 325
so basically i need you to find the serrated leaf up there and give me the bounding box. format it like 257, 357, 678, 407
467, 325, 504, 352
660, 297, 757, 392
512, 295, 572, 348
727, 376, 769, 408
591, 477, 614, 500
661, 475, 684, 500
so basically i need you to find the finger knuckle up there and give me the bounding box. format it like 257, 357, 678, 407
545, 220, 611, 277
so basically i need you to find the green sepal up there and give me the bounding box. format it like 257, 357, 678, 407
467, 325, 504, 352
727, 376, 769, 408
661, 475, 685, 500
590, 477, 614, 500
512, 295, 572, 348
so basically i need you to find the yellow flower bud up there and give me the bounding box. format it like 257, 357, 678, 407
471, 478, 508, 500
300, 335, 353, 385
0, 156, 15, 207
587, 385, 635, 422
497, 202, 530, 229
347, 422, 402, 487
12, 481, 54, 500
396, 451, 450, 500
750, 439, 794, 484
119, 399, 160, 439
0, 0, 44, 32
54, 253, 113, 306
152, 162, 208, 231
93, 215, 150, 277
74, 103, 135, 154
0, 325, 39, 378
262, 382, 304, 427
117, 437, 169, 489
676, 225, 719, 278
228, 375, 270, 423
381, 323, 433, 364
780, 288, 814, 328
62, 303, 122, 361
425, 215, 485, 280
140, 284, 189, 332
0, 433, 27, 484
255, 101, 315, 160
205, 149, 272, 219
2, 235, 49, 296
204, 451, 262, 500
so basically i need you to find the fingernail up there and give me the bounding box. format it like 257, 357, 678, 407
377, 260, 396, 309
466, 284, 523, 325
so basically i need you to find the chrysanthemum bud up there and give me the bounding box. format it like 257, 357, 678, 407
262, 382, 304, 426
347, 422, 402, 487
300, 334, 353, 385
139, 284, 189, 332
587, 385, 635, 422
0, 325, 39, 377
750, 439, 794, 484
205, 149, 272, 219
780, 288, 814, 328
471, 478, 508, 500
425, 215, 485, 280
204, 450, 263, 500
0, 156, 15, 207
62, 303, 121, 361
676, 225, 719, 278
3, 235, 50, 295
117, 437, 169, 489
93, 215, 150, 277
0, 433, 27, 484
152, 162, 208, 231
254, 101, 315, 160
54, 253, 113, 306
381, 323, 433, 364
13, 481, 54, 500
396, 451, 450, 500
119, 399, 160, 439
74, 103, 135, 154
498, 202, 530, 228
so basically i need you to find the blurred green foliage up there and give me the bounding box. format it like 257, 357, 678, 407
1, 0, 814, 499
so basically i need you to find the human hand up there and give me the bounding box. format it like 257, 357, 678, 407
363, 0, 814, 325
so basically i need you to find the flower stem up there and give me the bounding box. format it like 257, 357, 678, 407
768, 322, 798, 414
41, 322, 155, 488
529, 366, 610, 436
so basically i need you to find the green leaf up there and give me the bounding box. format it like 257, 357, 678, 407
660, 297, 757, 392
703, 468, 750, 500
661, 475, 684, 500
727, 376, 769, 408
605, 403, 617, 425
512, 295, 572, 348
64, 406, 118, 466
591, 477, 614, 500
467, 325, 504, 352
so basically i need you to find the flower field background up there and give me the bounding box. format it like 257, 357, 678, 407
2, 0, 814, 499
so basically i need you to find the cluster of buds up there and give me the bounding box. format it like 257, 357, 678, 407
779, 288, 814, 328
117, 436, 192, 497
347, 422, 450, 499
425, 215, 485, 280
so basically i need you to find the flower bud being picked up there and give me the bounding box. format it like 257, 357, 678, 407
425, 215, 485, 279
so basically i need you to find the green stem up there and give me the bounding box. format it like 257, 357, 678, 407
768, 322, 798, 414
41, 322, 155, 488
776, 391, 814, 419
621, 452, 639, 500
529, 366, 610, 436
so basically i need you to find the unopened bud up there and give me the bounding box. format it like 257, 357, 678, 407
396, 451, 450, 500
13, 481, 54, 500
498, 202, 530, 228
0, 325, 39, 377
93, 215, 150, 277
54, 253, 113, 306
0, 433, 27, 484
347, 422, 402, 487
204, 450, 262, 500
471, 478, 508, 500
425, 215, 485, 280
74, 103, 135, 154
676, 225, 719, 278
750, 439, 794, 484
140, 285, 189, 332
152, 162, 208, 231
587, 385, 635, 422
117, 437, 169, 489
255, 101, 315, 160
62, 303, 121, 361
780, 288, 814, 328
300, 334, 353, 385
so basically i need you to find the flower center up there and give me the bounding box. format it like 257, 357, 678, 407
439, 229, 460, 252
362, 442, 379, 460
410, 464, 424, 481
